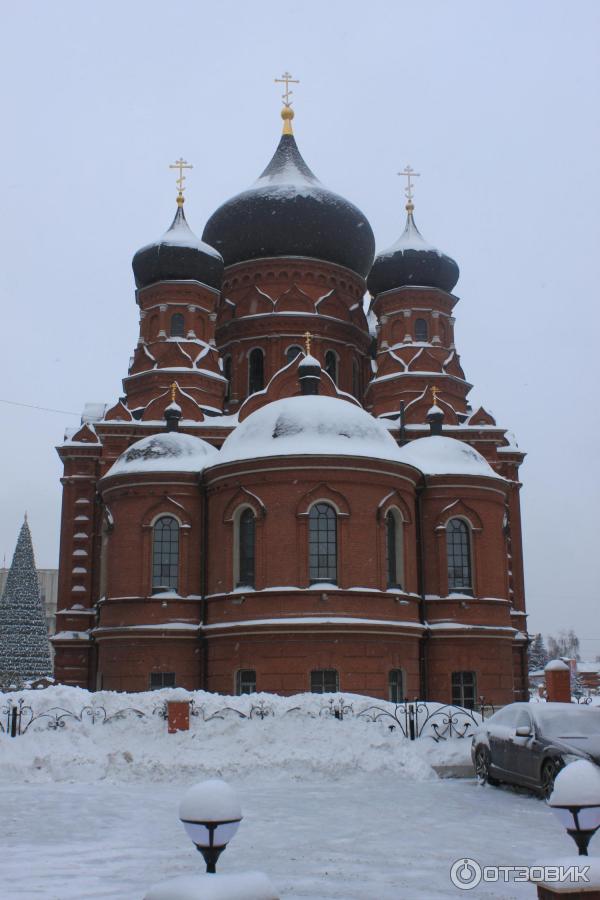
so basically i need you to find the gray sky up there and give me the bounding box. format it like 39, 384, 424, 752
1, 1, 598, 652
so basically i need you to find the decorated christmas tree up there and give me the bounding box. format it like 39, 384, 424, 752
0, 516, 52, 682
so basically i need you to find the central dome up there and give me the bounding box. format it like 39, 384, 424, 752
202, 132, 375, 278
218, 396, 401, 464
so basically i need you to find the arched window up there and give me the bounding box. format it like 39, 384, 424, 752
325, 350, 338, 385
237, 508, 256, 588
286, 345, 303, 364
352, 358, 360, 399
223, 355, 232, 403
415, 318, 428, 342
248, 348, 264, 394
170, 313, 185, 337
152, 516, 179, 592
446, 518, 472, 594
388, 669, 404, 703
309, 503, 337, 584
386, 510, 403, 588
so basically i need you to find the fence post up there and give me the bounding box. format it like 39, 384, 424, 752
408, 702, 416, 741
167, 701, 190, 734
10, 705, 18, 738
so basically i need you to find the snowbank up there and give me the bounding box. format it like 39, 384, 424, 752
0, 687, 473, 785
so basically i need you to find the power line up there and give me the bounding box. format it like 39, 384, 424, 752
0, 398, 79, 417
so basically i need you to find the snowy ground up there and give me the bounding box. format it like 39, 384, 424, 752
0, 688, 584, 898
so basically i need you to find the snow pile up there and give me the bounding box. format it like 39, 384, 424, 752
218, 396, 403, 464
0, 686, 472, 785
398, 434, 500, 478
145, 872, 279, 900
107, 432, 218, 476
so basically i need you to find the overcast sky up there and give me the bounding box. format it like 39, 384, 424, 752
0, 1, 598, 651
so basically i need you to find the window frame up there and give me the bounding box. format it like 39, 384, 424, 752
385, 508, 404, 589
223, 354, 232, 403
310, 669, 339, 694
308, 502, 338, 585
388, 668, 404, 703
324, 350, 339, 385
414, 317, 428, 342
235, 506, 256, 589
151, 515, 180, 593
446, 517, 473, 595
235, 669, 256, 695
150, 672, 176, 690
248, 347, 265, 395
170, 312, 185, 338
285, 345, 303, 364
451, 671, 477, 709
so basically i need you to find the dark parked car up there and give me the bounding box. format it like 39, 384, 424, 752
472, 702, 600, 797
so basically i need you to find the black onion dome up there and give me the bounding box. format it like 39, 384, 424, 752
367, 210, 459, 296
202, 133, 375, 278
133, 204, 224, 290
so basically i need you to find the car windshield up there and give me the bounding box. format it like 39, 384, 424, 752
538, 708, 600, 738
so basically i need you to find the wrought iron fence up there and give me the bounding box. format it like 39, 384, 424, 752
1, 693, 492, 741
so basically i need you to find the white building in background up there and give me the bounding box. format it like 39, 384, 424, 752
0, 568, 58, 636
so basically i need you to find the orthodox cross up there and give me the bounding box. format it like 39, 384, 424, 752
431, 385, 440, 406
170, 382, 178, 404
304, 331, 312, 355
398, 165, 420, 207
275, 71, 299, 107
169, 158, 193, 203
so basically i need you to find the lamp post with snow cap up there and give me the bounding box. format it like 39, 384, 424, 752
549, 759, 600, 856
179, 779, 243, 873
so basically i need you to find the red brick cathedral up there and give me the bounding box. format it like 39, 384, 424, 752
53, 95, 529, 706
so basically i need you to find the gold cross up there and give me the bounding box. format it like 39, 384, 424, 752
431, 385, 440, 406
304, 331, 312, 355
398, 165, 420, 208
275, 71, 299, 108
170, 382, 178, 404
169, 158, 193, 203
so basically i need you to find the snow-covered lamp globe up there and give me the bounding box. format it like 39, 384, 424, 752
179, 779, 243, 873
549, 759, 600, 855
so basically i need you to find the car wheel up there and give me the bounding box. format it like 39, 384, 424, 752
541, 758, 563, 799
475, 747, 498, 786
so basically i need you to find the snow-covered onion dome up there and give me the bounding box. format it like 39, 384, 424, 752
367, 202, 459, 296
218, 395, 402, 464
397, 435, 499, 478
106, 432, 218, 477
132, 201, 224, 291
202, 109, 375, 278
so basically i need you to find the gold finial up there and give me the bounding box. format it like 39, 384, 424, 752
304, 331, 312, 355
431, 385, 440, 406
398, 164, 420, 213
170, 382, 178, 404
169, 158, 193, 206
275, 71, 299, 134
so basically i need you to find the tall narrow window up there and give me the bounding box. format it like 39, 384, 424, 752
170, 313, 185, 337
386, 510, 403, 588
414, 318, 428, 342
352, 358, 360, 399
223, 355, 232, 403
446, 518, 472, 594
235, 669, 256, 695
309, 503, 337, 584
452, 671, 477, 709
248, 348, 264, 394
325, 351, 338, 385
388, 669, 404, 703
286, 345, 303, 364
311, 669, 339, 693
237, 508, 256, 588
152, 516, 179, 592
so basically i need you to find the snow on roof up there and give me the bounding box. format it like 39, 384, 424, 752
299, 354, 320, 367
156, 208, 222, 260
545, 659, 570, 672
378, 214, 439, 257
218, 396, 403, 465
106, 432, 218, 477
397, 435, 500, 478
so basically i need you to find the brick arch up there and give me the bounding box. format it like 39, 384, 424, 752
377, 490, 413, 524
223, 487, 266, 523
434, 499, 483, 532
296, 484, 351, 518
141, 496, 193, 529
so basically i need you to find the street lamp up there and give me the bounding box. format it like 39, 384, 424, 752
549, 759, 600, 856
179, 779, 243, 873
